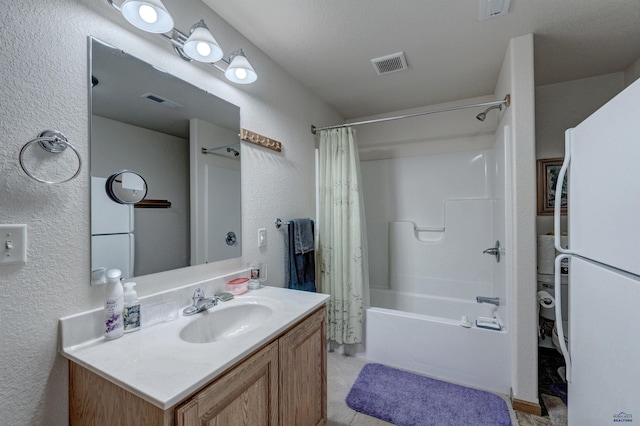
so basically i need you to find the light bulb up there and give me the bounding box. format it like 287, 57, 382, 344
234, 68, 248, 80
138, 4, 158, 24
196, 42, 211, 57
224, 49, 257, 84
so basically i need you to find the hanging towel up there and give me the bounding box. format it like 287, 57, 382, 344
293, 218, 315, 254
286, 219, 316, 292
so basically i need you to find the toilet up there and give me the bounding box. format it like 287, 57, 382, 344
537, 273, 569, 353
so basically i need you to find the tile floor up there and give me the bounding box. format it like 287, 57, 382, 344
326, 350, 568, 426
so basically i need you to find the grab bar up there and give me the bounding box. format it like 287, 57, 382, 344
415, 226, 445, 232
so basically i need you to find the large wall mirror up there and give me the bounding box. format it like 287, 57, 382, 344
90, 37, 242, 284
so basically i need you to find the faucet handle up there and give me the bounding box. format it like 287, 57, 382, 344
192, 288, 205, 303
482, 240, 501, 263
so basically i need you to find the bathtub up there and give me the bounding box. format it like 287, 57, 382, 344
364, 288, 510, 395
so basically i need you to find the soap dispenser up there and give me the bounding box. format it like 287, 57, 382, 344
123, 282, 141, 333
104, 268, 124, 340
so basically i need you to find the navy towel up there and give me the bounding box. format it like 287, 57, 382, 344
286, 219, 316, 292
292, 218, 314, 254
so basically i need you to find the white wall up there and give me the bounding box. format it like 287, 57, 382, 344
494, 34, 538, 404
92, 115, 191, 275
0, 0, 341, 423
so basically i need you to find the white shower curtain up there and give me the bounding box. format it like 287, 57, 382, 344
318, 127, 369, 347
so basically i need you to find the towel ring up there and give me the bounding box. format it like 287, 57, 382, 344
19, 130, 82, 184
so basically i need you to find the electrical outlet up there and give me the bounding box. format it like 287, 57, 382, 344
1, 224, 27, 265
258, 228, 266, 247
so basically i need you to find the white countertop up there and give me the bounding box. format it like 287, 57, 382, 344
59, 286, 328, 409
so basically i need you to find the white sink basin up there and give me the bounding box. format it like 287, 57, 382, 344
179, 302, 274, 344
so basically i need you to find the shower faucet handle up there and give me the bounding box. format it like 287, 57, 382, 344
482, 240, 501, 263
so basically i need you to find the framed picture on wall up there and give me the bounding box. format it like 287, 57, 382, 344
537, 157, 567, 215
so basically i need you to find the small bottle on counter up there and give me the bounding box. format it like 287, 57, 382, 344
104, 269, 124, 340
123, 282, 141, 333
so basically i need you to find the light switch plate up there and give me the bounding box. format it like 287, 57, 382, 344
258, 228, 266, 247
1, 224, 27, 265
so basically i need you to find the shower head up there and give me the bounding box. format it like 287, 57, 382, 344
476, 104, 503, 122
226, 147, 240, 157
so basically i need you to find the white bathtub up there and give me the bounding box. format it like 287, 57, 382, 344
364, 288, 511, 395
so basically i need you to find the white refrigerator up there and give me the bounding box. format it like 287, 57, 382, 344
91, 177, 135, 281
554, 78, 640, 424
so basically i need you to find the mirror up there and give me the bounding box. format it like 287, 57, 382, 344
90, 37, 242, 282
106, 170, 148, 204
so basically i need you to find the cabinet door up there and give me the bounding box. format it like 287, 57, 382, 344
176, 341, 279, 426
279, 307, 327, 426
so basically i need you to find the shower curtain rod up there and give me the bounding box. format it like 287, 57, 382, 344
311, 94, 510, 134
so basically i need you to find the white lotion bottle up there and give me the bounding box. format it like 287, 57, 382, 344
123, 282, 141, 333
104, 268, 124, 340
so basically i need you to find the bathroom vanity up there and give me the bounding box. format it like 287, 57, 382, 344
60, 285, 328, 425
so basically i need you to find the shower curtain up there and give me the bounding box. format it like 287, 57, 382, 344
318, 127, 369, 347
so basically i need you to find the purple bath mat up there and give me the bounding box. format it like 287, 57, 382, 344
346, 363, 511, 426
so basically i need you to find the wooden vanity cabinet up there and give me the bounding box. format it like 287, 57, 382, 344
175, 341, 279, 425
279, 306, 326, 426
176, 306, 327, 426
69, 305, 326, 426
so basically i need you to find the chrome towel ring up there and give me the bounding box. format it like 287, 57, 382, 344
19, 130, 82, 184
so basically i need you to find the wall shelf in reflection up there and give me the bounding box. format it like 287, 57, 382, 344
134, 199, 172, 209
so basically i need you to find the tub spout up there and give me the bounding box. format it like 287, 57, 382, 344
476, 296, 500, 306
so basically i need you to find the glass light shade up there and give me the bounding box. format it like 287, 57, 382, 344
224, 50, 257, 84
182, 21, 224, 63
121, 0, 174, 34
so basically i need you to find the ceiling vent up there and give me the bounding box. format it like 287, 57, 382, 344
479, 0, 511, 21
371, 52, 408, 75
141, 93, 183, 109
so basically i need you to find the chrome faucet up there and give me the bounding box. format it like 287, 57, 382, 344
483, 240, 501, 263
183, 288, 217, 316
476, 296, 500, 306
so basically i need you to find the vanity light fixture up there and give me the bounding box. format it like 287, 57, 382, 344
120, 0, 174, 33
225, 49, 257, 84
183, 20, 223, 63
107, 0, 257, 84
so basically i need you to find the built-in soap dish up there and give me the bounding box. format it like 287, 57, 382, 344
476, 316, 502, 331
460, 315, 472, 328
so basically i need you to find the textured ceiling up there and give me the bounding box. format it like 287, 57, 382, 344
202, 0, 640, 119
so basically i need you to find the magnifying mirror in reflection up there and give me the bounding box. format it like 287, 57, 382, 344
106, 170, 148, 204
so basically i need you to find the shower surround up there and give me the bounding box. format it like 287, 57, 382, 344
360, 144, 511, 394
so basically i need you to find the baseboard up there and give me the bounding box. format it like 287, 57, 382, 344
511, 397, 542, 416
